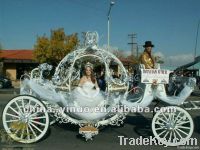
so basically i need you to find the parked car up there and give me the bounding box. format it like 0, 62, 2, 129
0, 75, 12, 89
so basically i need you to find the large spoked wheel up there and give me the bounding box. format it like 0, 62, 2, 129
152, 106, 194, 146
2, 95, 50, 143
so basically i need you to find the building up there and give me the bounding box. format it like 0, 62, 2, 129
0, 50, 38, 81
0, 50, 135, 83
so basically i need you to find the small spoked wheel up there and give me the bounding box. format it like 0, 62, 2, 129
2, 95, 49, 143
152, 106, 194, 146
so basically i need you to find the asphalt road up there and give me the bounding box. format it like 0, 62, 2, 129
0, 94, 200, 150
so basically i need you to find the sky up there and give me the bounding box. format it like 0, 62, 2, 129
0, 0, 200, 66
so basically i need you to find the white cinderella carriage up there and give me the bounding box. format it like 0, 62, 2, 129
2, 32, 196, 146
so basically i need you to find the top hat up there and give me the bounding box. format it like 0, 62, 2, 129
143, 41, 154, 48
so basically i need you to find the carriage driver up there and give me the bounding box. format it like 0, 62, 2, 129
139, 41, 155, 69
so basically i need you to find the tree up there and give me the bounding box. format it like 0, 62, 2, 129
0, 43, 3, 75
126, 54, 140, 64
155, 56, 164, 64
34, 28, 79, 65
112, 49, 126, 59
0, 42, 3, 60
0, 43, 2, 50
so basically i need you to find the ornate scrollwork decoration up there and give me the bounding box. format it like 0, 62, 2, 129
85, 31, 99, 47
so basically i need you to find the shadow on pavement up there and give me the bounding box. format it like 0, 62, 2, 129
193, 116, 200, 134
125, 113, 153, 138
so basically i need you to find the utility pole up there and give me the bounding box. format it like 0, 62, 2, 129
128, 33, 138, 58
107, 1, 115, 51
194, 20, 200, 61
82, 32, 87, 47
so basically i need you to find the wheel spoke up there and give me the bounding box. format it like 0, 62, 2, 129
176, 120, 190, 126
14, 128, 20, 134
31, 116, 46, 120
24, 99, 31, 114
155, 127, 163, 130
161, 112, 168, 121
163, 130, 170, 139
176, 117, 185, 124
175, 113, 186, 124
29, 104, 42, 117
9, 106, 20, 116
158, 129, 167, 136
176, 128, 188, 136
157, 117, 167, 124
155, 121, 165, 126
176, 126, 191, 130
6, 113, 20, 118
27, 99, 32, 115
22, 98, 25, 113
173, 130, 178, 142
28, 99, 31, 109
174, 128, 183, 139
32, 103, 40, 110
29, 122, 42, 133
171, 112, 175, 123
28, 124, 37, 138
28, 103, 37, 115
30, 120, 46, 126
27, 126, 30, 140
174, 112, 182, 122
6, 119, 19, 123
20, 127, 25, 139
169, 131, 172, 142
15, 101, 23, 115
167, 113, 172, 122
29, 111, 40, 118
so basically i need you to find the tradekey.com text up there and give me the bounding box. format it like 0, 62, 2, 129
118, 136, 198, 147
24, 104, 176, 114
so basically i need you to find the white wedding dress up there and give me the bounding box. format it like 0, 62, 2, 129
71, 81, 106, 107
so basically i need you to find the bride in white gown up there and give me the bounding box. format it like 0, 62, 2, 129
72, 62, 106, 108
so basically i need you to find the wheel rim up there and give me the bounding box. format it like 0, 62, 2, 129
2, 95, 49, 143
152, 106, 194, 146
